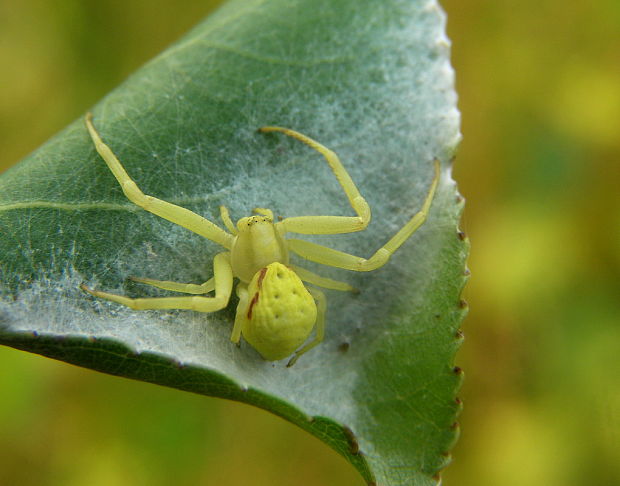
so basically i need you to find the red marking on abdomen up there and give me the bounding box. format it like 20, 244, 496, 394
247, 292, 260, 319
247, 267, 268, 319
257, 266, 268, 288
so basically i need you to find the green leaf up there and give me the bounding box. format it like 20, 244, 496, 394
0, 0, 467, 484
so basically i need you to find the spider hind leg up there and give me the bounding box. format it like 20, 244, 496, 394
80, 253, 233, 312
129, 276, 215, 295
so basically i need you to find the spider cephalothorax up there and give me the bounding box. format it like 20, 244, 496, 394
81, 113, 440, 366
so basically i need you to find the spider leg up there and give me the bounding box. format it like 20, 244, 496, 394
288, 160, 440, 272
290, 265, 357, 293
252, 208, 274, 219
219, 205, 237, 235
129, 276, 215, 294
259, 126, 370, 235
287, 287, 326, 367
81, 252, 233, 311
85, 113, 234, 249
231, 283, 249, 345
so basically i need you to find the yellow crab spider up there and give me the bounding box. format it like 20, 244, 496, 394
80, 113, 440, 366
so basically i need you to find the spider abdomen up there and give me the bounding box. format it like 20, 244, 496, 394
242, 262, 317, 361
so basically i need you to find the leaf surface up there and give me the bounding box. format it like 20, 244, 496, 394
0, 1, 467, 484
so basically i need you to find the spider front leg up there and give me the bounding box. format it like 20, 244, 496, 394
81, 252, 233, 312
259, 126, 371, 235
85, 113, 234, 249
288, 160, 441, 272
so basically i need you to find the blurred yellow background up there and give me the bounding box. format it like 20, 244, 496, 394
1, 1, 618, 485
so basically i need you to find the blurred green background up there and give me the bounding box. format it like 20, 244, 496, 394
1, 1, 618, 485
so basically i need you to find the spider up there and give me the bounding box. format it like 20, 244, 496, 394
80, 113, 440, 366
